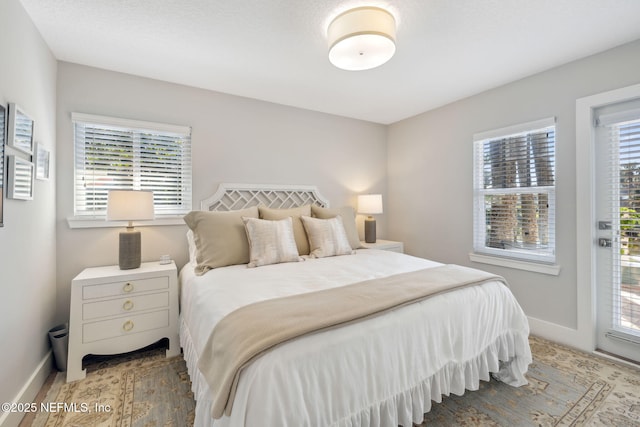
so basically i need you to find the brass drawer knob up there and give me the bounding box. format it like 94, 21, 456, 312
122, 320, 134, 331
123, 300, 134, 311
123, 282, 134, 293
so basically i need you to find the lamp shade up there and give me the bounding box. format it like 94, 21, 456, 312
107, 190, 155, 221
358, 194, 383, 215
327, 7, 396, 71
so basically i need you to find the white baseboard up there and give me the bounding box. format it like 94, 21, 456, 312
528, 315, 592, 352
0, 350, 53, 427
594, 350, 640, 369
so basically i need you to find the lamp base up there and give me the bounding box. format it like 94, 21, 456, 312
364, 217, 377, 243
119, 228, 141, 270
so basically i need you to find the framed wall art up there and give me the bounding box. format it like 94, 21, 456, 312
35, 143, 50, 180
7, 103, 34, 155
7, 155, 34, 201
0, 104, 5, 226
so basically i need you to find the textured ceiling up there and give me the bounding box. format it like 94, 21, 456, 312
18, 0, 640, 124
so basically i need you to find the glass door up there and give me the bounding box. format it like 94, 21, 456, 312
596, 113, 640, 362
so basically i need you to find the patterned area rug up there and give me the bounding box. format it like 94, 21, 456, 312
32, 344, 195, 427
419, 336, 640, 426
33, 336, 639, 426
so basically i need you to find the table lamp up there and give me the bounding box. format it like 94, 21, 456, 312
358, 194, 383, 243
107, 190, 154, 269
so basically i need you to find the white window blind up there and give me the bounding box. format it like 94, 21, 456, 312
73, 113, 192, 218
598, 108, 640, 337
473, 118, 556, 263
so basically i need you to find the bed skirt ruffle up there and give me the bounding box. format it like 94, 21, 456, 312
180, 316, 215, 427
180, 315, 531, 427
336, 330, 531, 427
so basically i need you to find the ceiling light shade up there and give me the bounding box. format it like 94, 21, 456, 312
327, 6, 396, 71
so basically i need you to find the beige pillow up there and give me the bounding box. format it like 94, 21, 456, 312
301, 215, 355, 258
183, 206, 259, 275
259, 205, 311, 255
243, 217, 302, 268
311, 205, 362, 249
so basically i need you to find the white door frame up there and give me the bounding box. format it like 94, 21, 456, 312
575, 83, 640, 353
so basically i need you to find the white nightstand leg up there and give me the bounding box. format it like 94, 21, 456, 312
66, 356, 86, 382
166, 333, 180, 357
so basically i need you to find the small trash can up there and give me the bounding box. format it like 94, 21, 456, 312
48, 323, 68, 372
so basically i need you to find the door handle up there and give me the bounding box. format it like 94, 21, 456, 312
598, 221, 612, 230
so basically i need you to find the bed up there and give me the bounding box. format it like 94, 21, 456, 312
179, 183, 532, 427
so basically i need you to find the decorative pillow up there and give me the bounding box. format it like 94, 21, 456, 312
183, 206, 259, 275
258, 205, 311, 255
242, 217, 303, 268
311, 205, 363, 249
301, 215, 355, 258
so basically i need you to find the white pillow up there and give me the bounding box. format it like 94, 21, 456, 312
186, 230, 197, 266
242, 217, 303, 268
301, 215, 355, 258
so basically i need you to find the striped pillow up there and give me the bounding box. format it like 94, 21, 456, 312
242, 217, 303, 268
301, 215, 355, 258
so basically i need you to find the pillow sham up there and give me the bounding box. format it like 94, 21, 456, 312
243, 217, 303, 268
259, 205, 311, 255
183, 206, 259, 275
310, 205, 362, 249
301, 215, 355, 259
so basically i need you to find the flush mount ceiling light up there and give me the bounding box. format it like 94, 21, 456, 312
327, 6, 396, 71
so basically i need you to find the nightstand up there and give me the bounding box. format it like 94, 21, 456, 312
360, 239, 404, 253
67, 261, 180, 382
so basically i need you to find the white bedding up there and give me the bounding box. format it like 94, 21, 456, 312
179, 249, 531, 427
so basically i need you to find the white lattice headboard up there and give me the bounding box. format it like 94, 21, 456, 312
200, 183, 330, 211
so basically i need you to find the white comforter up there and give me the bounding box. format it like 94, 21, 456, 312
179, 249, 531, 427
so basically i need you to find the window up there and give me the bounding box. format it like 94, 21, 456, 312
73, 113, 192, 219
473, 117, 556, 264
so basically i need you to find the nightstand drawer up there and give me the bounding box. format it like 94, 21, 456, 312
82, 310, 169, 343
82, 276, 168, 300
82, 292, 169, 320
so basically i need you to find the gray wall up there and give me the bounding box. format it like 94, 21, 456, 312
0, 0, 57, 423
387, 39, 640, 333
55, 62, 388, 320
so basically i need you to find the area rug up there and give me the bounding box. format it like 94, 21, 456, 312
32, 336, 639, 426
419, 335, 640, 426
32, 345, 195, 427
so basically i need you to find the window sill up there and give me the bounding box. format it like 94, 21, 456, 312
469, 252, 561, 276
67, 216, 185, 229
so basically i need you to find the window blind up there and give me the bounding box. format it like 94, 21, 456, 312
73, 113, 192, 218
598, 112, 640, 337
473, 118, 556, 263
